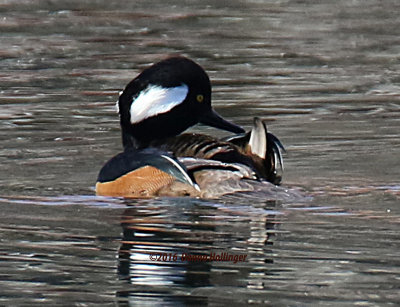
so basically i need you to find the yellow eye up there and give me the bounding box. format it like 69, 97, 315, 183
196, 94, 204, 103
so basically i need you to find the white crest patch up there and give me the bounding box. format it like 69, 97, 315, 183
130, 84, 188, 124
115, 91, 123, 113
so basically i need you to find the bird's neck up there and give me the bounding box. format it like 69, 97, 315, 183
121, 129, 147, 150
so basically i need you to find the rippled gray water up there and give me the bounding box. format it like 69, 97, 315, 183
1, 0, 399, 305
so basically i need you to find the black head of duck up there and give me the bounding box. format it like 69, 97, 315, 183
117, 56, 244, 148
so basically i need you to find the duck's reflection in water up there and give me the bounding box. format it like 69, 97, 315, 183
115, 199, 279, 306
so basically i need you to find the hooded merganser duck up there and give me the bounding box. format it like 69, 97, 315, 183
96, 56, 285, 198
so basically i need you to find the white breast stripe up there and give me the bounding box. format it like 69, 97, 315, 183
161, 155, 201, 191
130, 84, 188, 124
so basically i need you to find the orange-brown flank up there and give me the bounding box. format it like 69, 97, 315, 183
96, 165, 177, 198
